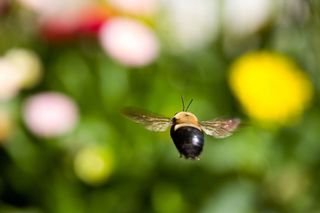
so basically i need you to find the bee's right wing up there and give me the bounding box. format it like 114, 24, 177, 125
121, 108, 172, 132
200, 118, 241, 138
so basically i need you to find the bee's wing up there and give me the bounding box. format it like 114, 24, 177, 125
121, 107, 172, 132
200, 118, 240, 138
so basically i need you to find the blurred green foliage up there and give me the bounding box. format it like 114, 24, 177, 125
1, 1, 320, 213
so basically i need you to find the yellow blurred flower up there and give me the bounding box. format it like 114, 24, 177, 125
74, 147, 114, 185
229, 51, 313, 125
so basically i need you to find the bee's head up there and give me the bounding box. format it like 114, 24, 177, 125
172, 111, 198, 125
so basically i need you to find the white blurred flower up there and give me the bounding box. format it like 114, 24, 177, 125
99, 18, 159, 67
159, 0, 219, 52
223, 0, 274, 38
23, 92, 79, 138
5, 48, 42, 89
74, 147, 114, 185
0, 48, 42, 101
0, 59, 21, 100
108, 0, 159, 15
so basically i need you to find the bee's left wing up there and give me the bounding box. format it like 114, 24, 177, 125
122, 107, 172, 132
200, 118, 240, 138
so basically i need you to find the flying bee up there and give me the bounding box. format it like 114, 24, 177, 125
122, 97, 240, 160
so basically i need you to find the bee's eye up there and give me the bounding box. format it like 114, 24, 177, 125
172, 117, 177, 122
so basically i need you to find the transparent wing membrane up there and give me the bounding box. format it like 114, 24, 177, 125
200, 118, 240, 138
122, 108, 172, 132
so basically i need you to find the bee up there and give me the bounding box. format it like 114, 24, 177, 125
122, 97, 240, 160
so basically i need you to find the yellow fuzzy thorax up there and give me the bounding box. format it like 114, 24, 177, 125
173, 112, 199, 126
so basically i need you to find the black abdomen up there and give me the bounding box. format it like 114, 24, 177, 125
170, 126, 204, 159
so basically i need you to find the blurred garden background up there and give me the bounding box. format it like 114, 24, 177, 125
1, 0, 320, 212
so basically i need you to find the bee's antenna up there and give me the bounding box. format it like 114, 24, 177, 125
185, 99, 193, 112
181, 96, 185, 111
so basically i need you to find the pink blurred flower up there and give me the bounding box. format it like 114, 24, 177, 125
23, 92, 79, 138
108, 0, 159, 15
99, 17, 159, 67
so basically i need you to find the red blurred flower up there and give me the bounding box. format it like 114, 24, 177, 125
0, 0, 10, 16
40, 6, 111, 42
77, 7, 112, 36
